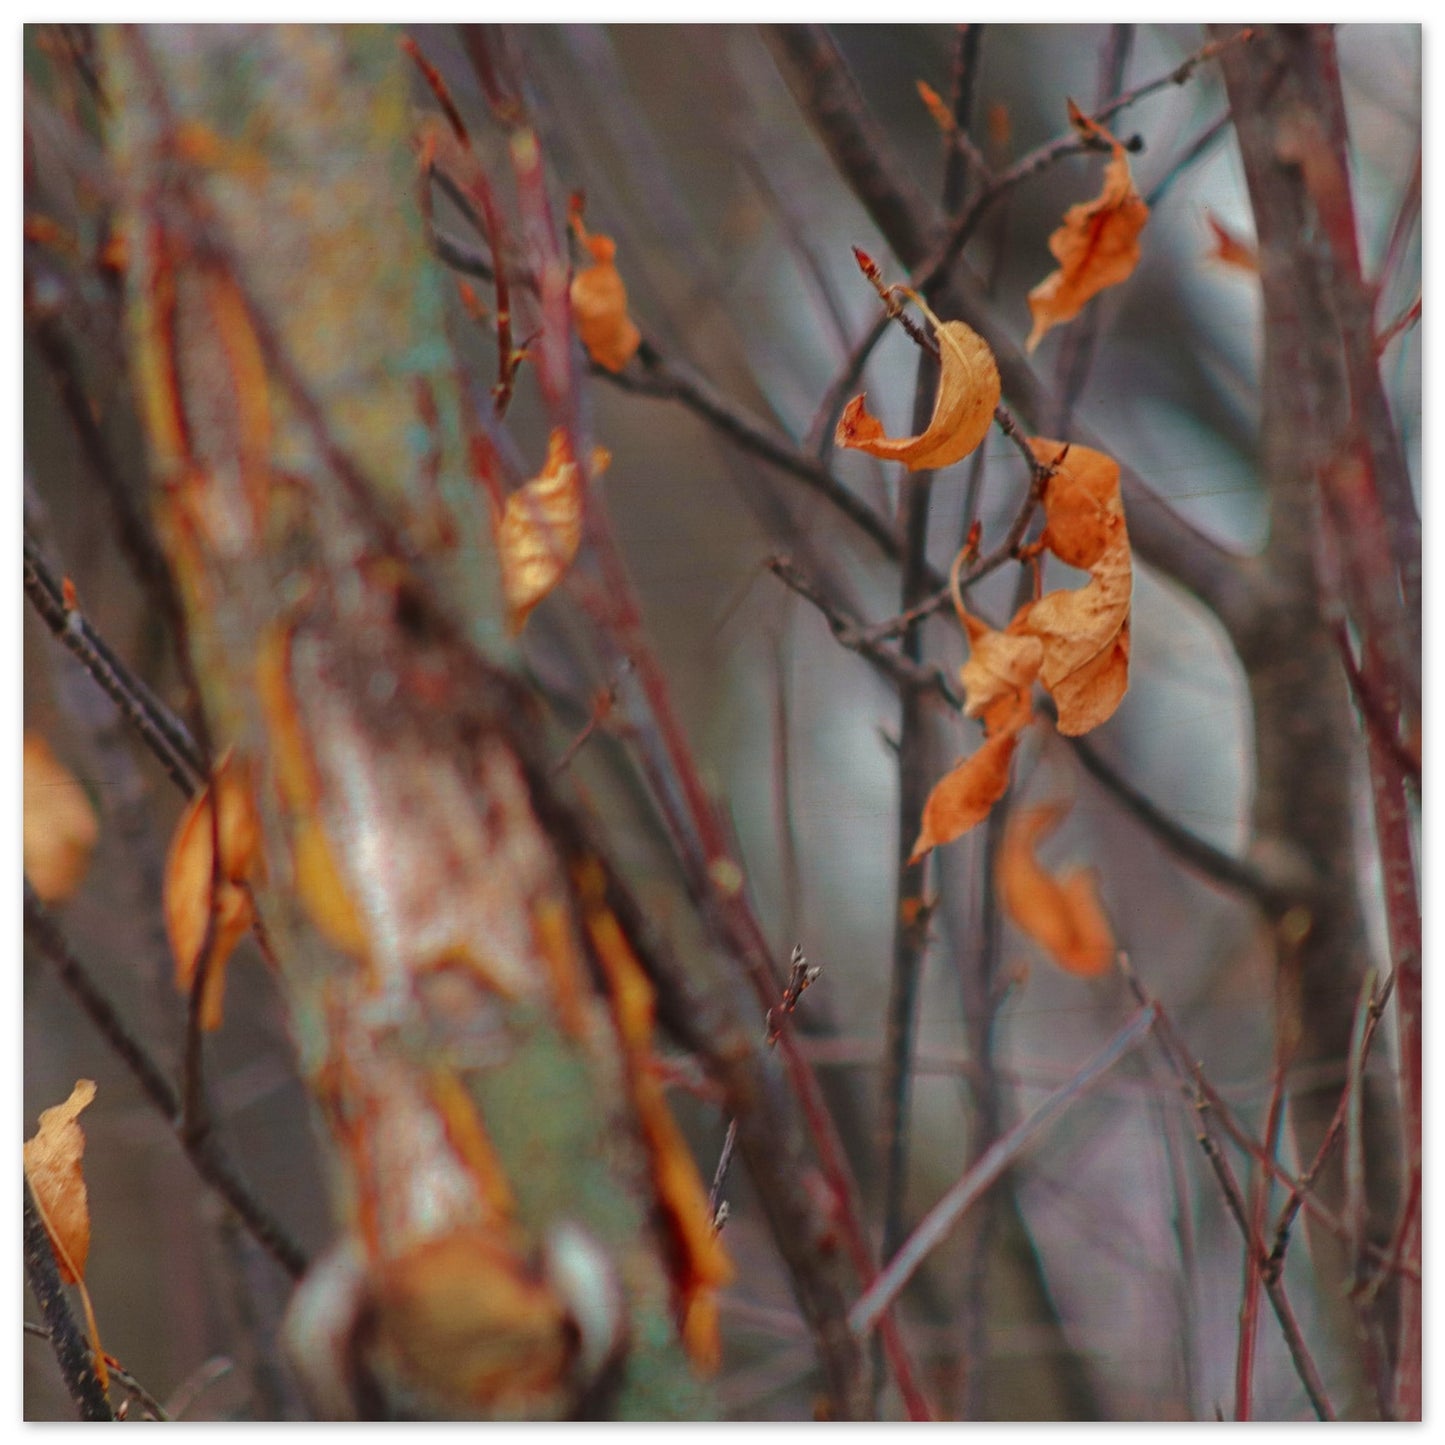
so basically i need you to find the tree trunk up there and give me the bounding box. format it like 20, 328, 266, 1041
103, 25, 725, 1419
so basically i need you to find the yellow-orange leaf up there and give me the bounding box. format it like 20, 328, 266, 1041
495, 430, 590, 634
1035, 439, 1123, 571
1020, 439, 1133, 735
23, 733, 99, 904
917, 79, 954, 135
23, 1080, 97, 1283
958, 612, 1044, 738
570, 220, 642, 373
1026, 109, 1149, 352
837, 314, 1000, 472
908, 730, 1018, 864
997, 803, 1114, 977
164, 751, 263, 1031
1204, 212, 1258, 274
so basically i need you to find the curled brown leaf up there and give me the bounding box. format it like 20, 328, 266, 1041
1026, 105, 1149, 352
997, 802, 1114, 977
837, 311, 1000, 472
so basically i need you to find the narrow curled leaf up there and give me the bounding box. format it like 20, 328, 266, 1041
908, 730, 1018, 864
836, 313, 1000, 472
569, 213, 642, 373
1020, 439, 1133, 735
23, 1080, 97, 1283
997, 803, 1114, 977
23, 732, 99, 904
916, 79, 954, 135
494, 429, 596, 633
1026, 105, 1149, 352
164, 751, 263, 1031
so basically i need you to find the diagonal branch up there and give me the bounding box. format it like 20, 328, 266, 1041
850, 1001, 1157, 1338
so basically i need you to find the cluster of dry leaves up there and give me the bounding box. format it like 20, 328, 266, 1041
828, 98, 1148, 978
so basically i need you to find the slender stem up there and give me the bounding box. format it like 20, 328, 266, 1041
873, 345, 940, 1406
1119, 955, 1336, 1420
851, 1002, 1157, 1338
767, 556, 959, 706
24, 530, 205, 794
23, 1179, 114, 1421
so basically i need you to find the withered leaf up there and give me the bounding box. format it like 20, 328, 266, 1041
958, 611, 1044, 738
495, 430, 597, 634
997, 803, 1114, 977
569, 213, 642, 373
23, 1080, 97, 1283
1020, 439, 1132, 735
916, 79, 954, 135
908, 729, 1019, 864
837, 311, 1000, 472
1204, 212, 1258, 274
23, 732, 99, 904
164, 751, 263, 1031
1026, 105, 1149, 352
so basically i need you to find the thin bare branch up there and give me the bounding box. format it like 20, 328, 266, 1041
850, 1001, 1157, 1338
24, 884, 308, 1280
24, 529, 205, 794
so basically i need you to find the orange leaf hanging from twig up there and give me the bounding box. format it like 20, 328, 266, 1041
569, 203, 642, 373
24, 1079, 110, 1392
495, 429, 609, 633
24, 1080, 97, 1284
1026, 102, 1149, 352
997, 802, 1115, 977
837, 300, 1001, 472
1203, 211, 1259, 274
908, 730, 1019, 865
1019, 439, 1132, 735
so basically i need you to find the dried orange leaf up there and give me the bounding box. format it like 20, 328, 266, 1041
495, 429, 588, 634
1026, 110, 1149, 352
958, 612, 1044, 738
837, 313, 1001, 472
998, 803, 1114, 977
23, 733, 99, 904
908, 730, 1018, 864
1204, 212, 1258, 274
569, 215, 642, 373
917, 79, 954, 135
1019, 439, 1133, 735
1034, 439, 1124, 571
164, 751, 262, 1031
23, 1080, 97, 1283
